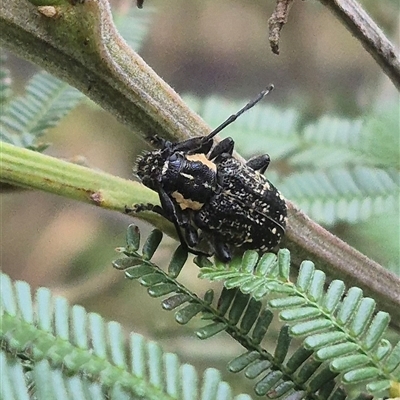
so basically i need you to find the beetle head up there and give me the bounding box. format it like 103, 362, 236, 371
136, 149, 166, 191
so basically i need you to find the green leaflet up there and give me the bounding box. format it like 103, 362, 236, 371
114, 225, 400, 399
0, 271, 253, 400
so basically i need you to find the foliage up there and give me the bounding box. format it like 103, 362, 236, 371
186, 95, 400, 228
111, 225, 400, 399
0, 68, 84, 150
0, 272, 252, 400
0, 52, 12, 107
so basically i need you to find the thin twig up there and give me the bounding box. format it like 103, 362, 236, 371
268, 0, 400, 89
318, 0, 400, 90
268, 0, 295, 55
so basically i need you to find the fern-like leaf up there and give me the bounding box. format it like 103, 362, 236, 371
114, 225, 400, 398
0, 72, 84, 149
116, 226, 304, 397
279, 166, 400, 225
361, 107, 400, 169
198, 250, 400, 397
0, 350, 128, 400
292, 108, 400, 170
0, 52, 12, 107
289, 115, 367, 168
0, 271, 254, 400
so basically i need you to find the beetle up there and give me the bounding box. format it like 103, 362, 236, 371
130, 85, 287, 262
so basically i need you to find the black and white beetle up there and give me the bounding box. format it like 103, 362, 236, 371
130, 85, 287, 262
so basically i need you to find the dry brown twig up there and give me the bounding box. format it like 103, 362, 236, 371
268, 0, 295, 55
269, 0, 400, 89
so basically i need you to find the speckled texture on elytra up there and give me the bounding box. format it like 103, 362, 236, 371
195, 156, 287, 251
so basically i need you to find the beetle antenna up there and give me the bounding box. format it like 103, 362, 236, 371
205, 84, 274, 140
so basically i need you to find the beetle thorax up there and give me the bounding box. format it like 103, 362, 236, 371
162, 152, 218, 211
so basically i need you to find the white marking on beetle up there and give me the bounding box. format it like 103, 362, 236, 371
162, 160, 169, 175
180, 172, 195, 180
263, 181, 271, 191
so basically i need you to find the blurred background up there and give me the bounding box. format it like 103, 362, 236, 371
1, 0, 399, 395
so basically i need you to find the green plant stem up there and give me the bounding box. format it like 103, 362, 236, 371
0, 0, 210, 144
0, 142, 153, 208
1, 0, 399, 327
0, 142, 175, 237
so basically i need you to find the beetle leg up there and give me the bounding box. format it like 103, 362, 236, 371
129, 192, 212, 257
125, 203, 165, 216
246, 154, 270, 174
187, 246, 214, 258
131, 202, 209, 258
183, 223, 199, 248
127, 190, 215, 258
172, 137, 213, 155
209, 137, 234, 160
175, 211, 199, 247
126, 200, 195, 248
187, 138, 214, 155
214, 240, 232, 263
158, 188, 212, 254
155, 187, 193, 248
149, 135, 167, 148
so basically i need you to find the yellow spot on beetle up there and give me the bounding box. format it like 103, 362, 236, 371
186, 154, 217, 172
172, 191, 204, 210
